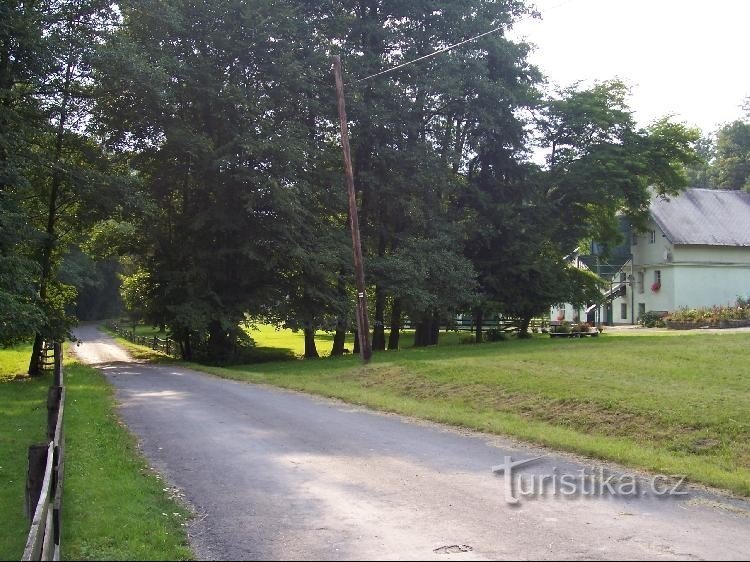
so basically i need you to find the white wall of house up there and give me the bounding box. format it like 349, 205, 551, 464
609, 223, 750, 323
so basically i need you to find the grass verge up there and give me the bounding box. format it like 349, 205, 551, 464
0, 343, 192, 560
0, 344, 48, 560
62, 360, 193, 560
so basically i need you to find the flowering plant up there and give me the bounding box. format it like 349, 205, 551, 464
651, 281, 661, 292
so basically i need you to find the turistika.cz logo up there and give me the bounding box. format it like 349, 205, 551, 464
491, 456, 688, 505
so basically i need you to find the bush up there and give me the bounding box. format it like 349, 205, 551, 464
485, 329, 507, 342
639, 311, 666, 328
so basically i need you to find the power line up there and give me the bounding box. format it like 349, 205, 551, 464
356, 24, 505, 83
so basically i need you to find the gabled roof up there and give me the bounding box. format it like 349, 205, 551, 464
651, 188, 750, 247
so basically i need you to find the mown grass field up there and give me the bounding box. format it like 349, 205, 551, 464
0, 344, 49, 560
177, 329, 750, 496
123, 321, 466, 357
0, 344, 192, 560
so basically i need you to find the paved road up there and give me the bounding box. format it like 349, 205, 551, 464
72, 325, 750, 560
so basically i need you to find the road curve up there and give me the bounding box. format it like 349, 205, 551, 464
72, 325, 750, 561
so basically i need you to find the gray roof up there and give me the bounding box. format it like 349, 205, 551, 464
651, 188, 750, 247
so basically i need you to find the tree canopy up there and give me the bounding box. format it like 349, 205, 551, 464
1, 0, 704, 364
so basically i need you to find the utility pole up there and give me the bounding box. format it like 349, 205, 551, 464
332, 55, 372, 363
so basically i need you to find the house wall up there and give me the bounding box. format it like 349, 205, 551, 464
672, 245, 750, 265
672, 264, 750, 308
551, 221, 750, 325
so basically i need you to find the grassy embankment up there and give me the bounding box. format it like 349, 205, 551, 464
0, 344, 192, 560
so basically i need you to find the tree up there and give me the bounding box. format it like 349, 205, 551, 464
327, 0, 538, 349
0, 0, 124, 369
96, 0, 338, 362
713, 115, 750, 190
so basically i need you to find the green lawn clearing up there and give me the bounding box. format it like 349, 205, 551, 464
183, 331, 750, 496
0, 344, 192, 560
116, 320, 467, 358
0, 344, 49, 560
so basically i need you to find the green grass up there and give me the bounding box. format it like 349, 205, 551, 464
62, 361, 193, 560
122, 320, 467, 357
0, 343, 192, 560
178, 331, 750, 496
0, 344, 49, 560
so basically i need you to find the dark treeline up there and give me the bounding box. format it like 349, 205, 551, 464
2, 0, 703, 367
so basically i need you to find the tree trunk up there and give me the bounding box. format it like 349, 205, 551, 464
304, 327, 319, 359
352, 328, 360, 354
27, 44, 75, 377
414, 316, 439, 347
207, 320, 232, 360
518, 315, 532, 339
430, 313, 440, 346
387, 298, 402, 350
474, 309, 484, 344
372, 285, 386, 351
331, 326, 347, 356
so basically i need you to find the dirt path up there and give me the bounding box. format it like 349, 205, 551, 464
72, 325, 750, 561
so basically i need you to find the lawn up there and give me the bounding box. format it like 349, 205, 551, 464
0, 344, 49, 560
181, 331, 750, 496
0, 344, 192, 560
121, 320, 467, 357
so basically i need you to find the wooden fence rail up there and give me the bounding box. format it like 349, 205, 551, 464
23, 343, 65, 562
104, 321, 180, 358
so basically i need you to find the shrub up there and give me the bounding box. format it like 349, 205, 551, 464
639, 311, 666, 328
485, 329, 507, 342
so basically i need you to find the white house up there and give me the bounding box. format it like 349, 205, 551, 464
552, 189, 750, 325
610, 188, 750, 324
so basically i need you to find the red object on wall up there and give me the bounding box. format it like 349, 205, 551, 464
651, 281, 661, 292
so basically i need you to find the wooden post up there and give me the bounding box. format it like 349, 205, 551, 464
332, 55, 372, 363
53, 342, 62, 386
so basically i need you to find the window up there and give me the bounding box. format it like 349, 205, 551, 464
638, 303, 646, 319
655, 270, 661, 284
649, 230, 656, 244
632, 233, 638, 245
619, 271, 627, 284
621, 303, 628, 320
637, 271, 645, 294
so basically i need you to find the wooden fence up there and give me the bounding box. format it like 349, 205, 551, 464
105, 321, 180, 358
23, 342, 65, 561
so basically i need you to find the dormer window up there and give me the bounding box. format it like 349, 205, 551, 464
649, 230, 656, 244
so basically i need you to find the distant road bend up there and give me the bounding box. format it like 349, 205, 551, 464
73, 325, 750, 561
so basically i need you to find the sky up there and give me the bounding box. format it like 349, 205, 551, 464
508, 0, 750, 134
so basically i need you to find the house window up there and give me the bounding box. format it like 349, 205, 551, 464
621, 303, 628, 320
649, 230, 656, 244
637, 271, 645, 294
632, 233, 638, 245
638, 303, 646, 319
619, 271, 626, 284
655, 270, 661, 284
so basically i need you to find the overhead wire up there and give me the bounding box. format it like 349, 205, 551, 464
355, 24, 506, 83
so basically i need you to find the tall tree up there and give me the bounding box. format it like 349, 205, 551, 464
96, 0, 340, 362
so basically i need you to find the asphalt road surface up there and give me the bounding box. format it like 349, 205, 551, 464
72, 325, 750, 560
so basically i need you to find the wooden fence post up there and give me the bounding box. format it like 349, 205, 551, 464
25, 445, 49, 524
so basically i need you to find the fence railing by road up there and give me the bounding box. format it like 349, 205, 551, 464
23, 342, 65, 562
104, 321, 180, 358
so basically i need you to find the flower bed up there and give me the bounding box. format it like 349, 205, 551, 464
665, 299, 750, 330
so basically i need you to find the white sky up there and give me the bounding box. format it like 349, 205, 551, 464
508, 0, 750, 134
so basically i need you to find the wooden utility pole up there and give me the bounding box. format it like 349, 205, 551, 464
332, 55, 372, 363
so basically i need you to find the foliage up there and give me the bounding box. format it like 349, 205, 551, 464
639, 310, 666, 328
666, 300, 750, 323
